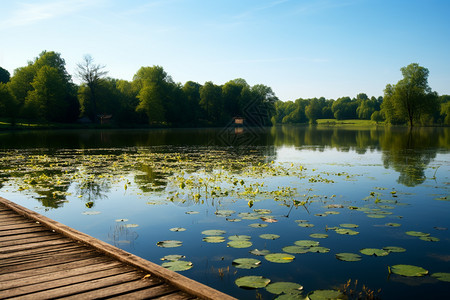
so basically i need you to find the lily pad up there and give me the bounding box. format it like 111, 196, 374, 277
228, 240, 253, 248
297, 223, 314, 228
335, 228, 359, 235
201, 229, 226, 236
266, 282, 303, 295
250, 249, 271, 256
265, 253, 295, 263
169, 227, 186, 232
161, 260, 193, 271
385, 223, 401, 227
203, 236, 225, 243
185, 211, 199, 215
125, 224, 139, 228
339, 223, 359, 228
294, 240, 319, 247
259, 234, 280, 240
115, 218, 129, 222
282, 246, 310, 254
161, 254, 185, 261
383, 246, 406, 253
215, 209, 235, 217
419, 236, 440, 242
431, 272, 450, 282
309, 246, 330, 253
309, 233, 328, 239
156, 240, 183, 248
366, 214, 386, 218
249, 223, 268, 228
254, 209, 272, 214
232, 258, 261, 269
307, 289, 347, 300
335, 253, 362, 262
82, 211, 101, 215
406, 231, 430, 237
229, 235, 251, 241
390, 264, 428, 277
359, 248, 389, 256
235, 276, 270, 289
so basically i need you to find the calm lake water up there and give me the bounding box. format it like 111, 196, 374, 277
0, 126, 449, 299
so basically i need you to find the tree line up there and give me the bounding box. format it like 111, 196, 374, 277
0, 51, 448, 127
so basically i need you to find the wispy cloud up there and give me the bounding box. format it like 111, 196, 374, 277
216, 56, 329, 65
1, 0, 102, 29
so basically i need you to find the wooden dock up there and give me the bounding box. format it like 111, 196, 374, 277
0, 197, 236, 300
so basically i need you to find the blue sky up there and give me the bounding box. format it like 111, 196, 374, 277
1, 0, 449, 101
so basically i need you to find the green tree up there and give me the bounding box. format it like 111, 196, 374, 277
370, 111, 384, 124
439, 95, 450, 125
76, 55, 108, 121
0, 83, 19, 124
199, 81, 223, 123
183, 81, 202, 125
0, 67, 10, 83
332, 97, 358, 120
8, 64, 36, 108
24, 66, 67, 122
381, 63, 439, 127
305, 98, 322, 124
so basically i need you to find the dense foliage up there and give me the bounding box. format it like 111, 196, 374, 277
0, 52, 447, 127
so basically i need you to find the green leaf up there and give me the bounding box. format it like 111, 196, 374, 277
259, 234, 280, 240
419, 236, 440, 242
265, 253, 295, 263
335, 228, 359, 235
235, 276, 270, 289
297, 223, 314, 228
232, 258, 261, 269
309, 246, 330, 253
215, 209, 235, 217
227, 240, 253, 248
431, 272, 450, 282
339, 223, 359, 228
282, 246, 310, 254
266, 282, 303, 295
161, 260, 193, 271
383, 246, 406, 253
228, 235, 251, 241
359, 248, 389, 256
254, 208, 272, 214
405, 231, 430, 237
249, 249, 271, 256
294, 240, 319, 247
201, 229, 226, 236
390, 264, 428, 277
385, 223, 401, 227
202, 236, 225, 243
160, 254, 185, 261
309, 233, 328, 239
307, 289, 347, 300
335, 253, 362, 262
156, 240, 183, 248
185, 211, 199, 214
249, 223, 268, 228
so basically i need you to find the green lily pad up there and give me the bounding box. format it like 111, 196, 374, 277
434, 196, 450, 201
266, 282, 303, 295
259, 234, 280, 240
161, 254, 185, 261
383, 246, 406, 253
419, 236, 440, 242
250, 249, 271, 256
385, 223, 401, 227
254, 209, 272, 214
366, 214, 386, 218
235, 276, 270, 289
265, 253, 295, 263
229, 235, 251, 241
232, 258, 261, 269
339, 223, 359, 228
324, 211, 340, 215
335, 228, 359, 235
170, 227, 186, 232
203, 236, 225, 243
239, 212, 260, 220
201, 229, 226, 236
125, 224, 139, 228
295, 220, 309, 223
309, 233, 328, 239
335, 253, 362, 262
185, 211, 199, 214
282, 246, 310, 254
161, 260, 193, 271
307, 289, 347, 299
82, 211, 101, 215
226, 218, 241, 222
215, 209, 235, 217
115, 218, 129, 222
249, 223, 268, 228
309, 246, 330, 253
228, 240, 253, 248
359, 248, 389, 256
431, 272, 450, 282
390, 264, 428, 277
294, 240, 319, 247
156, 240, 183, 248
297, 223, 315, 228
406, 231, 430, 237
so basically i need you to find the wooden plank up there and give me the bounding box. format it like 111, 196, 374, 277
0, 226, 49, 237
0, 256, 115, 281
0, 222, 41, 231
0, 243, 84, 259
5, 271, 146, 299
156, 292, 197, 300
59, 278, 165, 299
0, 231, 56, 243
108, 284, 181, 299
0, 238, 74, 254
1, 260, 125, 290
0, 232, 62, 247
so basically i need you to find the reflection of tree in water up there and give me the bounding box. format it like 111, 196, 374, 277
380, 128, 441, 187
75, 176, 111, 205
134, 165, 166, 193
108, 223, 138, 248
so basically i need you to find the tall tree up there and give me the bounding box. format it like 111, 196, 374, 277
76, 55, 108, 120
381, 63, 439, 127
0, 67, 10, 83
0, 83, 19, 124
199, 81, 223, 123
305, 98, 322, 124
